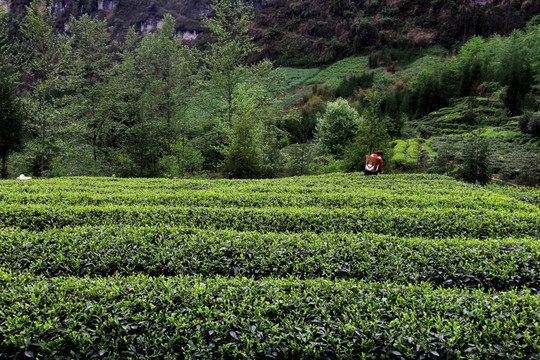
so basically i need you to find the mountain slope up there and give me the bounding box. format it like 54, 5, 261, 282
4, 0, 540, 64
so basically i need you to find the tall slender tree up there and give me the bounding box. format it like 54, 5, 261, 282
137, 14, 200, 176
0, 75, 24, 178
0, 12, 23, 178
460, 135, 491, 185
499, 31, 532, 115
17, 0, 76, 176
202, 0, 283, 176
202, 0, 256, 165
68, 14, 111, 170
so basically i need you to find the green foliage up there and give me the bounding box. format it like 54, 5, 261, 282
412, 97, 511, 137
16, 0, 77, 177
202, 0, 284, 177
0, 75, 23, 178
0, 12, 18, 78
280, 142, 318, 176
306, 56, 369, 89
3, 0, 540, 181
499, 31, 532, 115
2, 225, 538, 291
333, 72, 374, 99
316, 98, 361, 159
343, 105, 392, 172
429, 132, 540, 186
391, 138, 424, 171
0, 174, 538, 237
277, 67, 320, 91
460, 135, 492, 185
429, 139, 460, 176
160, 141, 204, 177
518, 112, 540, 137
368, 48, 423, 71
1, 174, 539, 357
278, 107, 319, 144
223, 85, 263, 178
67, 14, 112, 172
1, 272, 539, 359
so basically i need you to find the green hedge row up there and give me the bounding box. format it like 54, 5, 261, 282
1, 226, 538, 291
0, 173, 514, 199
1, 203, 537, 237
0, 173, 459, 192
2, 186, 535, 212
2, 175, 536, 211
1, 272, 539, 359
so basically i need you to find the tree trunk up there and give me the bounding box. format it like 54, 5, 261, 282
40, 121, 46, 178
181, 130, 186, 178
1, 155, 7, 179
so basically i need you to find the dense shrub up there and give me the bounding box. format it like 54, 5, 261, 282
2, 226, 538, 290
315, 98, 362, 159
519, 112, 540, 136
333, 72, 374, 99
459, 135, 492, 185
1, 273, 539, 360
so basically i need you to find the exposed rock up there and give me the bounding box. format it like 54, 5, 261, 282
0, 0, 10, 13
98, 0, 115, 11
139, 15, 162, 35
182, 30, 197, 40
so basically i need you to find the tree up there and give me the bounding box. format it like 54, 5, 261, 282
281, 143, 317, 176
202, 0, 256, 166
430, 140, 459, 176
223, 90, 263, 178
17, 0, 76, 177
0, 75, 24, 178
518, 112, 540, 137
223, 63, 281, 178
0, 12, 23, 178
101, 16, 201, 177
138, 14, 200, 177
202, 0, 283, 176
68, 14, 111, 171
460, 135, 491, 185
343, 104, 392, 172
316, 98, 362, 159
499, 31, 532, 115
0, 11, 17, 80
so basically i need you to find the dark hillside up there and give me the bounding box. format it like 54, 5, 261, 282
4, 0, 540, 64
253, 0, 540, 65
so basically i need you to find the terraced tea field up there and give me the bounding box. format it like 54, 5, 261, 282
0, 174, 539, 359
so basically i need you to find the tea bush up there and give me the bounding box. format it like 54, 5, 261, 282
0, 174, 539, 358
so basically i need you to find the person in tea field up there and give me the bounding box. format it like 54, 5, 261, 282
364, 150, 384, 175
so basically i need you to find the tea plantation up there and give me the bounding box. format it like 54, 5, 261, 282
0, 174, 539, 359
